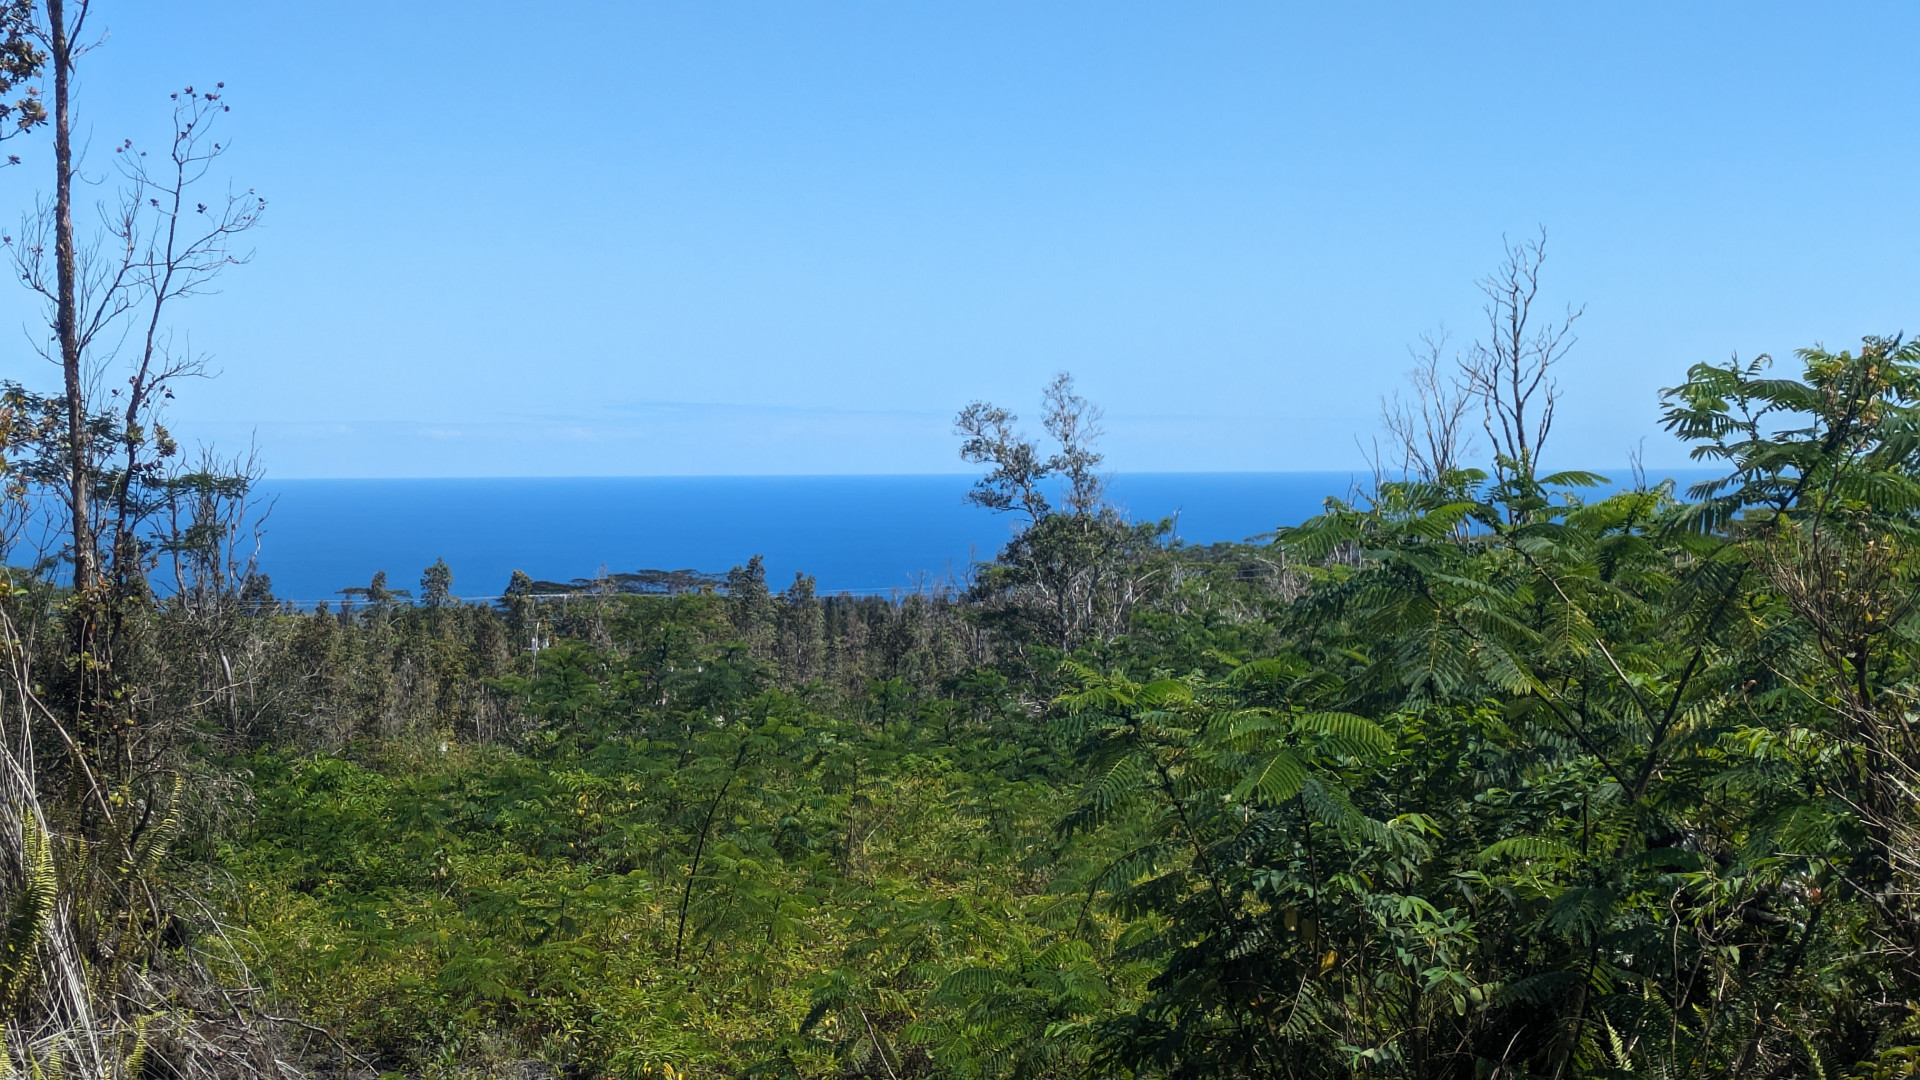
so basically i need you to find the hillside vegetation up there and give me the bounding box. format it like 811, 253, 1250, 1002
0, 10, 1914, 1073
7, 339, 1918, 1078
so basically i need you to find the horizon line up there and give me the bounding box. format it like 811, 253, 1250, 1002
254, 465, 1722, 483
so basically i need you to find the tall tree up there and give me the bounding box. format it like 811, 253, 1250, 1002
421, 557, 454, 609
44, 0, 85, 586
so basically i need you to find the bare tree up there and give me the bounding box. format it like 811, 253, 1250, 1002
1460, 228, 1583, 482
1378, 328, 1475, 483
107, 87, 265, 590
1041, 372, 1106, 515
12, 82, 264, 597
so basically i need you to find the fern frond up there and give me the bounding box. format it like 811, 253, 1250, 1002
1294, 712, 1391, 758
1475, 835, 1578, 866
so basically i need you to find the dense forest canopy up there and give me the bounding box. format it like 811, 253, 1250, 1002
0, 6, 1915, 1080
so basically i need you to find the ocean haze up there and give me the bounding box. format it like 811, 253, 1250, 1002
182, 406, 1374, 478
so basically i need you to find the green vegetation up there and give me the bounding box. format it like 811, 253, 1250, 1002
182, 338, 1920, 1078
0, 8, 1914, 1077
1, 335, 1887, 1078
7, 248, 1920, 1078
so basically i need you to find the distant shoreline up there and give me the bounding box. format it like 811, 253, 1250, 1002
248, 470, 1721, 606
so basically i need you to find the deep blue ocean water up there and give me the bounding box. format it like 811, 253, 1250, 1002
251, 472, 1369, 603
251, 470, 1716, 604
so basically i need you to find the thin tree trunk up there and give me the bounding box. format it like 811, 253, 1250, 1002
48, 0, 89, 590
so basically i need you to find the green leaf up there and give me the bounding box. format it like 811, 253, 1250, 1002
1231, 750, 1308, 805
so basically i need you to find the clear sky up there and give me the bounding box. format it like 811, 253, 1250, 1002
0, 2, 1914, 478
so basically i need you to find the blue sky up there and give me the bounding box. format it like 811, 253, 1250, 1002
0, 2, 1914, 477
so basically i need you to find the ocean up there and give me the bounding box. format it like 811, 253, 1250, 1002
249, 469, 1712, 605
249, 472, 1370, 604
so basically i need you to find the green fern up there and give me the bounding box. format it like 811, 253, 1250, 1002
0, 814, 56, 1013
